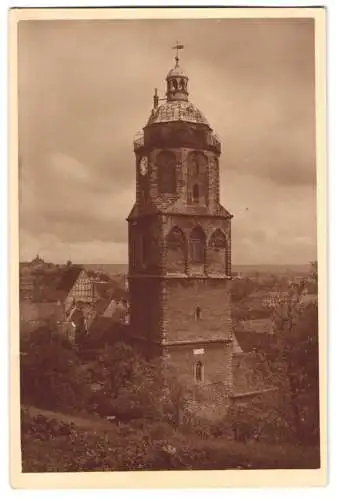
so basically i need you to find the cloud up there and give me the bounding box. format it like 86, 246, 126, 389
18, 18, 317, 264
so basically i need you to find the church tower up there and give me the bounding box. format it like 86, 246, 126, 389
127, 45, 233, 391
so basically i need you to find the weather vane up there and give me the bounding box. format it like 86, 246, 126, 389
172, 41, 184, 66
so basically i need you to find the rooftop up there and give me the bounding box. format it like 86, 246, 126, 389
147, 100, 210, 127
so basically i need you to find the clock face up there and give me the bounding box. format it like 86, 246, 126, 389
139, 156, 148, 176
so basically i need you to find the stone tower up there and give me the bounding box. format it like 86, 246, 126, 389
127, 46, 233, 391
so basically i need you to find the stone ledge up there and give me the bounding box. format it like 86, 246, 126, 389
128, 273, 232, 280
162, 338, 233, 347
229, 387, 277, 400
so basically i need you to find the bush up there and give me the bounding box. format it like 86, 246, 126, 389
226, 397, 294, 444
21, 408, 320, 472
20, 327, 91, 412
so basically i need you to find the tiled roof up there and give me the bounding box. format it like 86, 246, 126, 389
127, 201, 232, 220
166, 63, 188, 79
94, 297, 112, 316
164, 200, 232, 218
57, 266, 83, 292
236, 318, 274, 336
20, 301, 64, 323
147, 100, 210, 127
233, 331, 276, 354
88, 316, 124, 339
86, 270, 112, 282
93, 281, 115, 299
102, 298, 128, 319
300, 294, 318, 305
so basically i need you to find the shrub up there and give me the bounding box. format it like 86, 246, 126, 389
20, 327, 91, 412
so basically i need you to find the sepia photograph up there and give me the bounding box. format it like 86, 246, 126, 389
10, 6, 327, 488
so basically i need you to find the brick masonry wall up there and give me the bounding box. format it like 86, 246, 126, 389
129, 121, 234, 396
135, 146, 222, 215
163, 214, 231, 276
128, 277, 163, 343
165, 341, 233, 390
163, 278, 232, 343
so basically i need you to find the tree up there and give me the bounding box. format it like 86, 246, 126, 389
20, 327, 91, 412
231, 277, 256, 303
102, 354, 191, 425
266, 283, 320, 444
310, 260, 318, 283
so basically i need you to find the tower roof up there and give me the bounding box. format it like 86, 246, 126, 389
166, 63, 188, 80
147, 100, 210, 127
147, 43, 211, 127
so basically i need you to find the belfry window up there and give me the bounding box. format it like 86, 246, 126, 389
156, 151, 177, 194
191, 158, 199, 177
195, 361, 203, 382
209, 229, 227, 251
166, 226, 187, 273
190, 226, 206, 264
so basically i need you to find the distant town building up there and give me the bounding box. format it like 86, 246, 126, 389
235, 318, 275, 336
247, 290, 290, 310
19, 266, 35, 301
19, 261, 130, 343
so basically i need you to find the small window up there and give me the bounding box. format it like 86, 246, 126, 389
195, 306, 201, 320
192, 184, 199, 203
195, 361, 203, 382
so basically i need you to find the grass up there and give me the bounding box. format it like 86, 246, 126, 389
20, 405, 321, 472
21, 404, 114, 432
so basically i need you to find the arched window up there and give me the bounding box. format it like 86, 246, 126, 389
187, 152, 208, 206
195, 361, 203, 382
156, 151, 177, 194
209, 229, 227, 250
192, 184, 199, 203
208, 229, 228, 274
187, 152, 208, 178
166, 226, 187, 273
190, 226, 206, 264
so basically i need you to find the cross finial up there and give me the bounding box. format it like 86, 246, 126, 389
172, 41, 184, 66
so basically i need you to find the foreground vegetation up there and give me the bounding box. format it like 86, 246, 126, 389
20, 282, 320, 471
21, 407, 320, 472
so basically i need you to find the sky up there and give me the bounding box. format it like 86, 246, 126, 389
18, 17, 317, 265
